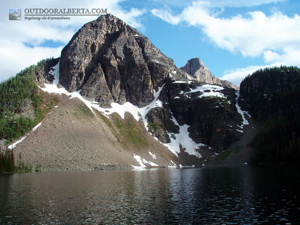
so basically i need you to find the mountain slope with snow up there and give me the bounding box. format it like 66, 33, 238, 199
2, 14, 273, 170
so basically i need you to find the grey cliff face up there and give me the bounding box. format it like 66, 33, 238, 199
180, 58, 239, 89
59, 14, 188, 107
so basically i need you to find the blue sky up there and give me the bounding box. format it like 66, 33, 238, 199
1, 0, 300, 86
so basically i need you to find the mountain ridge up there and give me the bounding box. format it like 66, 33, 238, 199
1, 14, 299, 171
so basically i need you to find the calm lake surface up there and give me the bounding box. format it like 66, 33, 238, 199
1, 165, 300, 224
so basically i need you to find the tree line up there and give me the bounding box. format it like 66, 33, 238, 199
0, 148, 15, 173
0, 148, 38, 173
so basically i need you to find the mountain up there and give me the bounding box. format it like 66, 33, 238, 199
59, 14, 189, 108
0, 14, 248, 170
180, 58, 239, 89
1, 14, 299, 171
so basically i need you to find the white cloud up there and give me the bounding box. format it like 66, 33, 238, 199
173, 2, 300, 57
264, 48, 300, 65
0, 41, 63, 81
220, 63, 281, 86
151, 9, 182, 25
151, 0, 300, 86
0, 0, 146, 82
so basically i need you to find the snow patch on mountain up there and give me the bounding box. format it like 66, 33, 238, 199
132, 154, 159, 170
32, 122, 42, 132
163, 115, 203, 158
8, 135, 29, 150
95, 85, 164, 130
8, 122, 42, 149
149, 151, 157, 160
186, 84, 226, 99
235, 91, 251, 132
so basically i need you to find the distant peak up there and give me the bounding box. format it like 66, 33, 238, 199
181, 58, 239, 89
180, 57, 210, 79
186, 58, 206, 67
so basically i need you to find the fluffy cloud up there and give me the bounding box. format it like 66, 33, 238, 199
152, 2, 300, 57
151, 0, 300, 85
0, 0, 146, 82
220, 64, 280, 86
0, 41, 63, 79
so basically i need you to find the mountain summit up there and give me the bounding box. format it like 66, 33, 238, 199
180, 58, 238, 89
59, 14, 189, 108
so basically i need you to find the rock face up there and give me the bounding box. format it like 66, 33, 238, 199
158, 80, 243, 153
35, 58, 60, 85
180, 58, 239, 89
59, 14, 188, 108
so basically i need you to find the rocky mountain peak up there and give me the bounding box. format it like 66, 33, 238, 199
180, 58, 238, 89
180, 58, 207, 76
59, 14, 188, 108
180, 58, 220, 84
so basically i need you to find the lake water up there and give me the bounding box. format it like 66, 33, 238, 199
1, 165, 300, 224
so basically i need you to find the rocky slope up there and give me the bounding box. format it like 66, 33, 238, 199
11, 94, 177, 171
180, 58, 239, 89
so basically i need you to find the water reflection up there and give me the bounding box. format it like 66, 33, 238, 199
0, 166, 300, 224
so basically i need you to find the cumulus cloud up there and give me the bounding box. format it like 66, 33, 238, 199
0, 41, 63, 79
151, 9, 182, 25
151, 0, 300, 85
0, 0, 146, 82
152, 2, 300, 57
219, 64, 281, 86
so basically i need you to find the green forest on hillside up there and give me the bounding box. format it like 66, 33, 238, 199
0, 58, 58, 143
0, 66, 41, 142
0, 58, 59, 173
251, 117, 300, 164
243, 66, 300, 164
